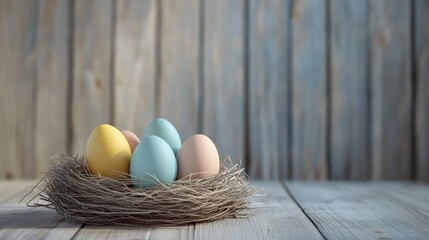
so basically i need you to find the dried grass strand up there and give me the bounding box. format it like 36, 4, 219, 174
26, 154, 256, 226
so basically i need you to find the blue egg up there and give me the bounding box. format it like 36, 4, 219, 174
130, 135, 177, 188
143, 118, 181, 154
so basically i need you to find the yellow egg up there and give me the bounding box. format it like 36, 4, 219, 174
86, 124, 131, 178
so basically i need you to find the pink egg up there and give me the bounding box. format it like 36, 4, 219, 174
177, 134, 220, 179
121, 130, 140, 153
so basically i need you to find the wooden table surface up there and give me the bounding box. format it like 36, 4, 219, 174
1, 181, 428, 240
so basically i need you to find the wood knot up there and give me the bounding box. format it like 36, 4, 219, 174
5, 172, 12, 179
95, 78, 103, 90
376, 31, 386, 46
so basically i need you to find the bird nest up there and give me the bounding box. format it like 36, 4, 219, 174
25, 154, 256, 226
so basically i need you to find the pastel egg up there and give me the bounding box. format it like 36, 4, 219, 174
86, 124, 131, 179
143, 118, 181, 154
121, 130, 140, 153
177, 134, 220, 179
130, 135, 177, 188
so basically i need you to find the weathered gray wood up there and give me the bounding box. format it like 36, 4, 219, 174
0, 181, 82, 240
370, 0, 412, 179
0, 0, 37, 179
34, 0, 70, 179
0, 181, 35, 203
0, 208, 81, 240
159, 0, 200, 141
74, 225, 193, 240
416, 0, 429, 183
203, 0, 245, 165
287, 182, 429, 239
330, 0, 370, 180
114, 0, 157, 136
2, 181, 429, 239
72, 0, 113, 154
248, 0, 290, 179
291, 0, 327, 179
376, 182, 429, 217
195, 181, 324, 240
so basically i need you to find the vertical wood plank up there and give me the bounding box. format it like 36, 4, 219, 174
114, 0, 157, 136
203, 0, 245, 165
291, 0, 327, 179
370, 0, 412, 179
330, 0, 370, 180
0, 0, 37, 179
72, 0, 113, 154
248, 0, 290, 179
416, 0, 429, 182
159, 0, 200, 141
34, 0, 70, 178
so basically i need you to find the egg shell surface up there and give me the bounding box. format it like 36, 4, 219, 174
143, 118, 181, 154
130, 135, 177, 188
177, 134, 220, 179
121, 130, 140, 153
86, 124, 131, 179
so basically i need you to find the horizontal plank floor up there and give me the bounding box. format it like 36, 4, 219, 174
0, 181, 428, 240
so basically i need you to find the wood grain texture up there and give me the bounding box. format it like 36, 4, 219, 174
203, 0, 245, 165
0, 180, 35, 204
0, 1, 15, 180
330, 0, 370, 180
74, 225, 193, 240
370, 0, 412, 179
159, 0, 200, 141
34, 0, 70, 178
291, 0, 327, 180
378, 182, 429, 218
287, 182, 429, 239
72, 0, 113, 154
0, 181, 82, 240
248, 0, 291, 179
114, 0, 157, 136
0, 0, 38, 179
415, 0, 429, 183
195, 181, 324, 240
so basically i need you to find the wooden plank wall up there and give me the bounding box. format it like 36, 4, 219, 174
0, 0, 427, 181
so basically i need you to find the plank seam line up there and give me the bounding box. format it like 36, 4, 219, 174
410, 0, 417, 180
281, 182, 328, 240
70, 223, 86, 240
287, 0, 294, 180
326, 0, 332, 180
197, 0, 205, 133
365, 0, 372, 179
109, 0, 117, 125
243, 0, 250, 173
154, 0, 162, 117
66, 0, 75, 155
193, 222, 196, 240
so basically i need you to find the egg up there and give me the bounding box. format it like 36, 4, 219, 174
177, 134, 220, 179
130, 135, 177, 188
86, 124, 132, 178
143, 118, 181, 154
121, 130, 140, 153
